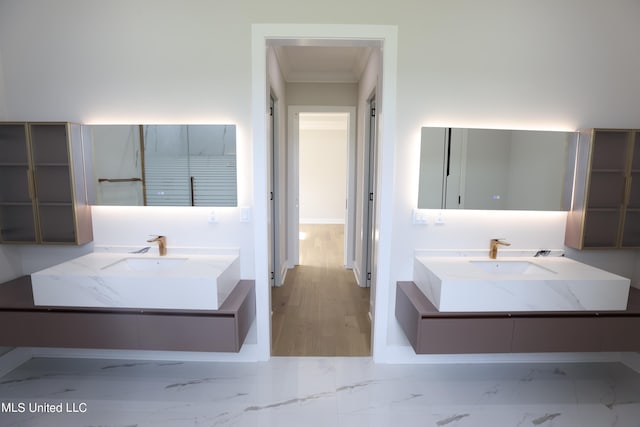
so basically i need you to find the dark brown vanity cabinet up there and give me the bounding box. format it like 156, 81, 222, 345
565, 129, 640, 249
0, 277, 256, 353
0, 122, 92, 245
396, 281, 640, 354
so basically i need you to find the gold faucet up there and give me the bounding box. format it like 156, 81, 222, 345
147, 235, 167, 256
489, 238, 510, 259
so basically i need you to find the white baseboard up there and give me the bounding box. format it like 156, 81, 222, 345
2, 345, 636, 371
279, 263, 288, 286
24, 344, 262, 363
351, 268, 366, 289
0, 348, 33, 377
376, 345, 623, 365
621, 352, 640, 374
299, 218, 345, 224
353, 263, 362, 287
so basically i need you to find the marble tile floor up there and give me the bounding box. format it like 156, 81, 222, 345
1, 357, 640, 427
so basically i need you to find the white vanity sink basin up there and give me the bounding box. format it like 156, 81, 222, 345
31, 250, 240, 310
104, 257, 189, 272
470, 260, 555, 276
414, 255, 630, 312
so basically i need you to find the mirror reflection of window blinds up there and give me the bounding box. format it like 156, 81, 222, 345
144, 155, 237, 206
190, 155, 237, 206
144, 157, 190, 206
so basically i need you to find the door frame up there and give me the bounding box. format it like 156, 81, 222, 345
363, 95, 377, 290
267, 94, 278, 286
288, 106, 356, 269
252, 24, 398, 361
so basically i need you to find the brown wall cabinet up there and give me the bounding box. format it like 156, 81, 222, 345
396, 281, 640, 354
0, 122, 92, 245
565, 129, 640, 249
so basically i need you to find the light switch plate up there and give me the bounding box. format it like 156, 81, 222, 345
413, 209, 429, 225
208, 210, 217, 224
240, 207, 251, 223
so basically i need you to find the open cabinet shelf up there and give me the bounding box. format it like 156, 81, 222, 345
566, 129, 640, 249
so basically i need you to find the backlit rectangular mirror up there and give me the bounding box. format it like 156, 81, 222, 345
418, 127, 577, 210
88, 124, 237, 207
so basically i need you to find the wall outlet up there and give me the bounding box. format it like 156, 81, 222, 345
208, 210, 217, 224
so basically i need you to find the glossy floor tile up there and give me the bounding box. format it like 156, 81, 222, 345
1, 357, 640, 426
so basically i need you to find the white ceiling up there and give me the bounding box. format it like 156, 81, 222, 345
274, 45, 372, 83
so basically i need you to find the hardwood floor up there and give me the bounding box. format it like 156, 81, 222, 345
271, 224, 371, 356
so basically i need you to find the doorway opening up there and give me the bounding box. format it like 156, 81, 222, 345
271, 108, 371, 356
298, 111, 349, 266
298, 111, 348, 258
267, 44, 379, 356
252, 24, 398, 361
284, 107, 358, 271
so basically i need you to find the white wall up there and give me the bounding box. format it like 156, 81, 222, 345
0, 2, 252, 123
566, 247, 639, 289
0, 2, 259, 357
385, 0, 640, 362
1, 1, 640, 363
16, 205, 257, 280
287, 83, 358, 106
88, 206, 254, 276
299, 127, 347, 224
18, 244, 93, 276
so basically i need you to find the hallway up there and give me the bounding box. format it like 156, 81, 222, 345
271, 224, 371, 356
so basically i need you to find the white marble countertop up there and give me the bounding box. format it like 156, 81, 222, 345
413, 253, 631, 312
35, 250, 239, 279
30, 247, 242, 310
415, 255, 630, 282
